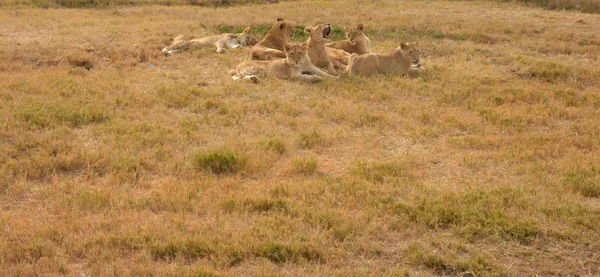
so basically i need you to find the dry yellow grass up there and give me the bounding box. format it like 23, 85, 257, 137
1, 0, 600, 276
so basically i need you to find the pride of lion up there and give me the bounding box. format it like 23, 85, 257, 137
164, 18, 424, 82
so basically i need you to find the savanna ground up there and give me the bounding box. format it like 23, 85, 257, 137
1, 0, 600, 276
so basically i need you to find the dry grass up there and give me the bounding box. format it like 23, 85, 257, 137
0, 0, 292, 8
503, 0, 600, 12
2, 0, 600, 13
1, 0, 600, 276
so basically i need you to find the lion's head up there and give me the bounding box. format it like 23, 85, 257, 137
345, 24, 367, 46
304, 24, 332, 43
270, 18, 295, 39
399, 41, 421, 66
284, 43, 308, 67
238, 27, 257, 46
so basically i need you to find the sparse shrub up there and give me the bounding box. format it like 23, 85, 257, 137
352, 161, 408, 183
292, 157, 317, 175
563, 166, 600, 197
157, 85, 206, 110
296, 130, 325, 149
331, 226, 353, 242
256, 243, 324, 264
245, 198, 289, 213
224, 247, 244, 267
74, 189, 112, 211
110, 156, 144, 182
222, 198, 290, 214
221, 199, 238, 212
355, 111, 388, 127
406, 243, 494, 276
257, 243, 294, 263
493, 95, 505, 106
193, 150, 247, 174
257, 137, 286, 154
0, 172, 10, 194
297, 245, 325, 263
150, 239, 213, 262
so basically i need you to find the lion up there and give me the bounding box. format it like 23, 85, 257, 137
346, 41, 423, 76
304, 24, 350, 74
326, 24, 371, 55
232, 43, 338, 83
250, 18, 295, 60
162, 27, 256, 55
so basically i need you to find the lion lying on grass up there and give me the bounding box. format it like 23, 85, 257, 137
250, 18, 296, 60
162, 27, 256, 55
326, 24, 371, 55
232, 43, 338, 83
346, 41, 423, 76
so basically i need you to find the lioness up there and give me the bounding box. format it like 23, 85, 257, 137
326, 24, 371, 55
346, 41, 422, 76
232, 43, 337, 83
162, 27, 256, 55
304, 24, 350, 74
250, 18, 295, 60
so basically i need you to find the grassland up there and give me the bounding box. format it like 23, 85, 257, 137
2, 0, 600, 13
1, 0, 600, 276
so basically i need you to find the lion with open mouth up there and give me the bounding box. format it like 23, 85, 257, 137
304, 24, 351, 74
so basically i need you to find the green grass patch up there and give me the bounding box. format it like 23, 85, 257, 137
150, 238, 214, 262
156, 85, 207, 111
291, 157, 318, 175
193, 150, 247, 174
352, 161, 409, 183
296, 130, 326, 149
563, 166, 600, 197
513, 56, 573, 82
393, 188, 539, 243
70, 188, 113, 211
17, 103, 110, 129
245, 198, 290, 213
222, 198, 291, 214
406, 243, 495, 276
257, 137, 286, 154
256, 242, 324, 264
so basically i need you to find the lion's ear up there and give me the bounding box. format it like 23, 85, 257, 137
284, 43, 291, 52
400, 42, 408, 50
344, 27, 350, 33
299, 43, 307, 50
243, 27, 251, 33
280, 23, 285, 30
277, 18, 284, 22
356, 24, 364, 31
304, 26, 313, 35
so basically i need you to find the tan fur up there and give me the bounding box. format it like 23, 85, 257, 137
326, 24, 371, 55
233, 43, 338, 83
346, 41, 422, 76
326, 47, 351, 71
250, 18, 295, 60
162, 27, 256, 55
304, 24, 350, 74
